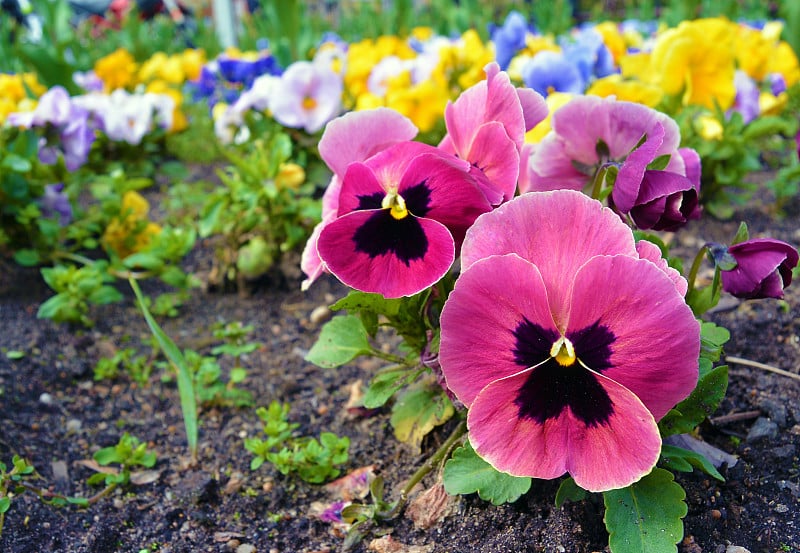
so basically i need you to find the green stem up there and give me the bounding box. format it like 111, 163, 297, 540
686, 245, 709, 296
379, 419, 467, 520
589, 165, 608, 200
368, 348, 411, 366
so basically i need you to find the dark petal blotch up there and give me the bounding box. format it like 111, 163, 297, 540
352, 210, 428, 266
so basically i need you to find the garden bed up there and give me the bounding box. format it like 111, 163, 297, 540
1, 183, 798, 553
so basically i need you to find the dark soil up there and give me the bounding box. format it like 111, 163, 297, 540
1, 183, 799, 553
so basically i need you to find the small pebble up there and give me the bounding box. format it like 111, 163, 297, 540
775, 504, 789, 513
39, 392, 53, 405
309, 305, 332, 326
726, 546, 751, 553
710, 509, 722, 519
66, 419, 82, 433
236, 545, 256, 553
226, 539, 240, 549
746, 417, 778, 442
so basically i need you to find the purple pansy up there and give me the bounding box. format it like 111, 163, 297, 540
439, 190, 699, 492
316, 140, 491, 298
439, 62, 548, 204
7, 86, 96, 171
270, 60, 343, 134
729, 70, 760, 124
713, 239, 799, 299
611, 122, 701, 231
39, 183, 72, 226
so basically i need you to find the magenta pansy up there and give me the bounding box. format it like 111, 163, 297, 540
439, 191, 700, 492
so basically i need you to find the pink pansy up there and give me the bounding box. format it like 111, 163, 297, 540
439, 62, 547, 204
300, 109, 419, 291
520, 95, 685, 194
316, 141, 492, 298
440, 191, 699, 492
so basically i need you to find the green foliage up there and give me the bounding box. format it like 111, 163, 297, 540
130, 278, 198, 460
305, 314, 372, 368
182, 349, 254, 408
659, 445, 724, 481
199, 128, 321, 288
555, 477, 589, 508
362, 365, 425, 409
88, 433, 157, 487
443, 441, 532, 505
94, 347, 153, 385
603, 468, 687, 553
390, 380, 454, 452
245, 401, 349, 484
660, 321, 730, 437
677, 106, 799, 219
37, 262, 123, 326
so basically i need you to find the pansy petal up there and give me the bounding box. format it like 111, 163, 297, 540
567, 255, 699, 420
468, 366, 661, 492
516, 87, 549, 133
612, 122, 665, 213
398, 153, 492, 245
317, 210, 455, 298
678, 147, 702, 188
464, 121, 520, 203
318, 108, 418, 177
336, 162, 387, 215
440, 254, 558, 407
525, 134, 589, 192
461, 191, 636, 327
636, 240, 688, 296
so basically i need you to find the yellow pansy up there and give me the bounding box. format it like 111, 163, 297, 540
594, 21, 627, 63
180, 49, 206, 81
759, 91, 787, 116
735, 24, 775, 81
95, 48, 138, 91
649, 18, 737, 110
619, 51, 654, 81
525, 92, 574, 144
586, 75, 663, 107
767, 42, 800, 87
102, 191, 162, 259
344, 36, 416, 104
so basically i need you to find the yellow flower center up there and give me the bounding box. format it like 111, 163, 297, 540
381, 191, 409, 220
550, 336, 576, 367
302, 96, 317, 110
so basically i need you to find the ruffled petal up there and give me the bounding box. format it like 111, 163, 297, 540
567, 254, 699, 420
463, 121, 520, 203
525, 133, 589, 192
612, 122, 665, 213
439, 254, 558, 407
318, 108, 418, 177
317, 210, 455, 298
461, 191, 637, 328
636, 240, 688, 296
467, 366, 661, 492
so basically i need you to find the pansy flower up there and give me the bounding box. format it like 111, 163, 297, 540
489, 10, 530, 71
611, 122, 701, 231
439, 191, 699, 492
316, 140, 491, 298
520, 51, 587, 99
521, 95, 686, 194
301, 108, 420, 291
712, 239, 799, 299
439, 62, 547, 204
270, 60, 343, 134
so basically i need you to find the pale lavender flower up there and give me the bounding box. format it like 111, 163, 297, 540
39, 183, 72, 226
270, 60, 343, 134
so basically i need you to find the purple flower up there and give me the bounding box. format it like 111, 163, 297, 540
270, 60, 343, 134
560, 27, 617, 83
489, 11, 530, 71
39, 183, 72, 226
520, 51, 586, 97
715, 239, 799, 299
729, 70, 760, 124
612, 123, 702, 231
439, 190, 699, 492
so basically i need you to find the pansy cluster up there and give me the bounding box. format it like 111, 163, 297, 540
302, 61, 799, 495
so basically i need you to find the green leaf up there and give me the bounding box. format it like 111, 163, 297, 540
330, 291, 402, 317
88, 285, 124, 306
443, 441, 532, 505
555, 476, 589, 508
362, 366, 422, 408
700, 321, 730, 362
12, 249, 40, 266
390, 382, 454, 451
93, 446, 122, 466
730, 222, 749, 245
129, 278, 198, 459
1, 153, 32, 172
660, 445, 724, 481
123, 253, 165, 271
305, 315, 371, 368
647, 154, 671, 171
0, 496, 11, 514
603, 468, 687, 553
659, 365, 728, 437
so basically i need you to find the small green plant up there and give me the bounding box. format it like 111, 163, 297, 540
87, 433, 157, 489
0, 456, 36, 536
245, 401, 349, 484
94, 347, 153, 385
211, 320, 262, 386
182, 349, 253, 408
